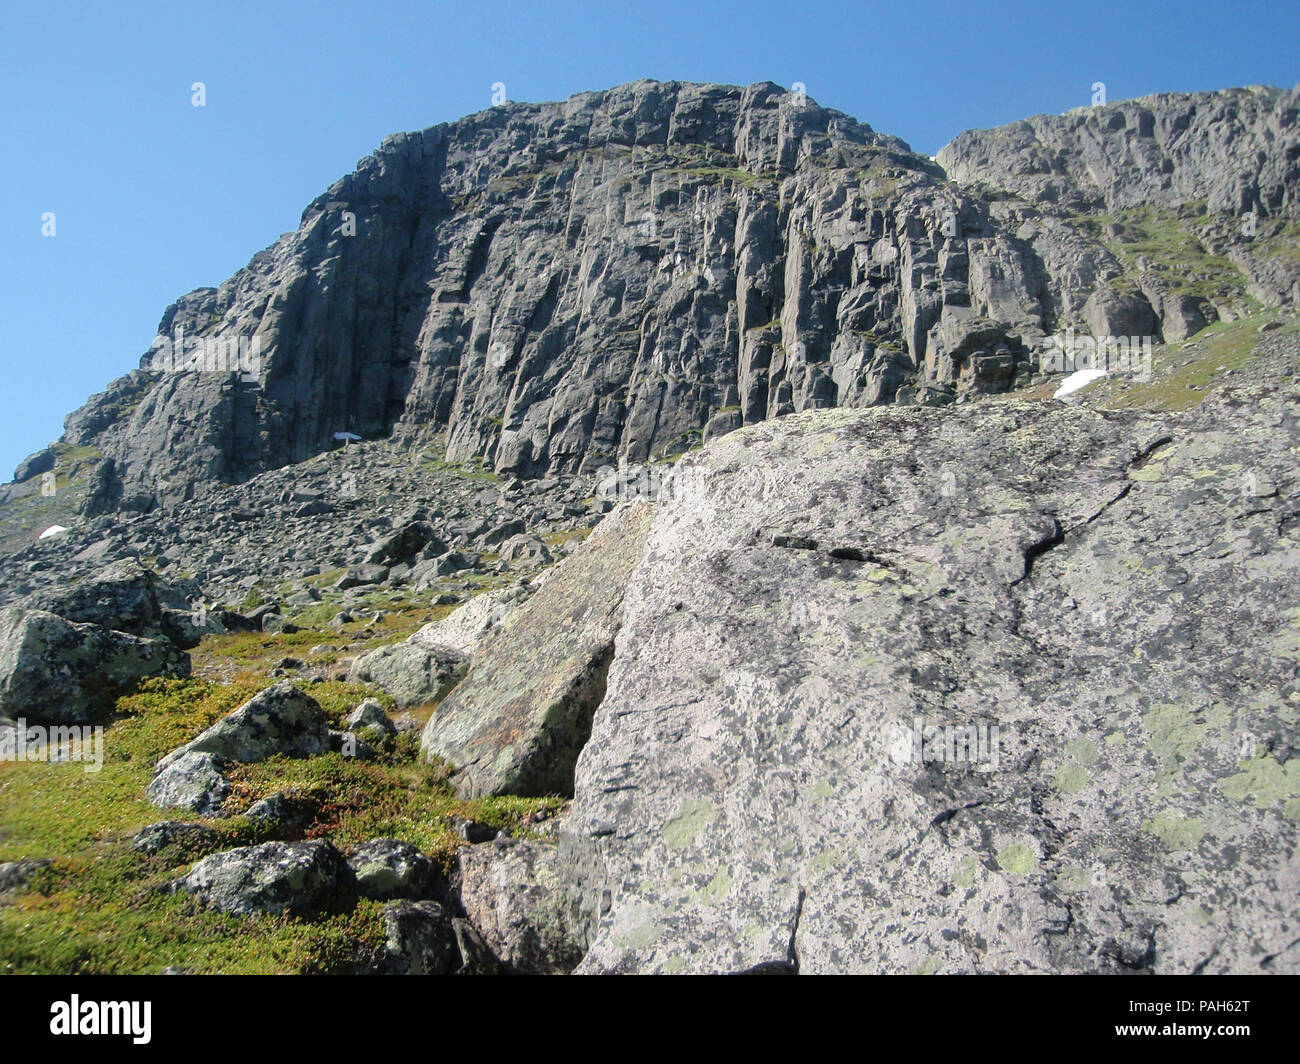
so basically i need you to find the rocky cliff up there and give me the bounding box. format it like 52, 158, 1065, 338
24, 80, 1300, 515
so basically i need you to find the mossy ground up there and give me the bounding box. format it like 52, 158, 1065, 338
0, 619, 565, 973
1021, 310, 1300, 412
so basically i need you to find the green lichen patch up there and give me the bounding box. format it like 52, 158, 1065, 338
662, 799, 717, 851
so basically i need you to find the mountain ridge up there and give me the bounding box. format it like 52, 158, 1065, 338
8, 79, 1300, 520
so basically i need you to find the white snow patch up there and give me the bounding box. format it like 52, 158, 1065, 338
39, 524, 69, 539
1054, 369, 1108, 398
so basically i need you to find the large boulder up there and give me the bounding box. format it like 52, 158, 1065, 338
170, 840, 350, 916
155, 681, 330, 772
421, 501, 655, 798
346, 642, 467, 709
562, 390, 1300, 974
456, 838, 582, 974
24, 558, 209, 649
0, 608, 190, 723
147, 751, 231, 815
407, 585, 530, 658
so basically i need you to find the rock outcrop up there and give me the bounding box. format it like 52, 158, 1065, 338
560, 384, 1300, 974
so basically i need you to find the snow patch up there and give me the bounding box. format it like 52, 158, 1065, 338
1054, 369, 1108, 398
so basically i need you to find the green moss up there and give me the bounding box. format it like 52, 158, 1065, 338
0, 670, 563, 973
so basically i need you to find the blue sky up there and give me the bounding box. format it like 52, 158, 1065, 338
1, 0, 1296, 480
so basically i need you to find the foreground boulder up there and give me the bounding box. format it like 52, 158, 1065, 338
345, 839, 440, 901
0, 608, 189, 723
147, 752, 231, 815
378, 900, 498, 975
562, 390, 1300, 974
171, 840, 350, 915
155, 681, 330, 773
421, 501, 655, 798
456, 838, 582, 974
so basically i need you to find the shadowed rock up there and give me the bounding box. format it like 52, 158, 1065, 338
420, 501, 655, 798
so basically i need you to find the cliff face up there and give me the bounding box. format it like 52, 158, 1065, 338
53, 81, 1300, 509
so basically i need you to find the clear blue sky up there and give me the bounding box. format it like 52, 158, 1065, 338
1, 0, 1296, 480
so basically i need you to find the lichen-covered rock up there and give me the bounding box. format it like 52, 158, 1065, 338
345, 839, 439, 901
171, 840, 350, 916
562, 386, 1300, 974
155, 681, 330, 772
421, 501, 655, 798
456, 838, 582, 974
0, 607, 189, 723
0, 858, 52, 892
131, 821, 220, 856
346, 641, 466, 709
343, 698, 397, 741
378, 900, 498, 975
147, 752, 231, 815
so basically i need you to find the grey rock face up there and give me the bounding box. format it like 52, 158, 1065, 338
346, 640, 467, 708
172, 840, 350, 916
345, 839, 439, 900
938, 86, 1299, 216
155, 681, 330, 772
420, 500, 655, 798
12, 448, 54, 483
0, 607, 190, 723
456, 838, 582, 974
561, 387, 1300, 974
147, 752, 231, 815
49, 80, 1096, 508
936, 86, 1300, 337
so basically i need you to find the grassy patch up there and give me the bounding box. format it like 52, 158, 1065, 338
0, 670, 565, 973
1102, 313, 1296, 411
